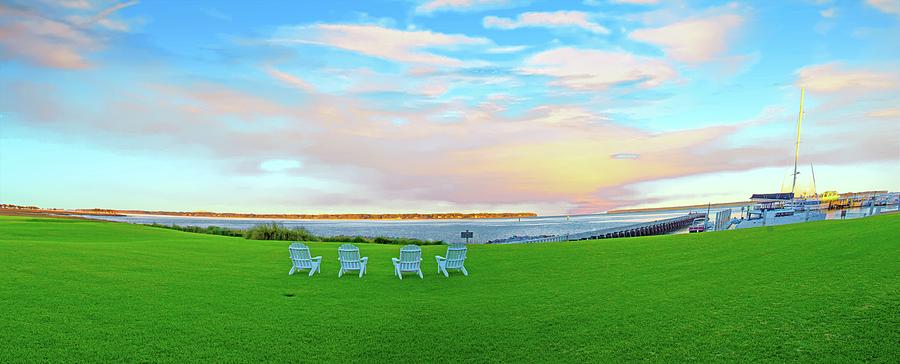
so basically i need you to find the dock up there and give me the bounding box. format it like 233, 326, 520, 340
499, 213, 706, 244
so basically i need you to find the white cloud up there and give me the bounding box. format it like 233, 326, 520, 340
260, 159, 303, 172
485, 45, 530, 54
483, 11, 610, 34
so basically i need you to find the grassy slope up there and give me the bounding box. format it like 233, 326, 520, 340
0, 215, 897, 362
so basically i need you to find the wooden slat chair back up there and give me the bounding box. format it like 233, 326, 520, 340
337, 244, 368, 278
288, 243, 322, 276
435, 244, 468, 277
391, 245, 423, 279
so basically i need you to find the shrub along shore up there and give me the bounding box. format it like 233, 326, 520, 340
145, 222, 444, 245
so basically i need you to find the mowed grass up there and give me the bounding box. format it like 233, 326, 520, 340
0, 215, 897, 362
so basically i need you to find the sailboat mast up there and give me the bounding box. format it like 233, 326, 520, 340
810, 163, 817, 197
791, 88, 805, 196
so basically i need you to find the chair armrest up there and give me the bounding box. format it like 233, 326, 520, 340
391, 258, 399, 263
435, 255, 446, 261
360, 257, 368, 262
311, 256, 322, 262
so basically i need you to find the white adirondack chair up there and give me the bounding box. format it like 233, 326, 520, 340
391, 245, 423, 279
337, 244, 368, 278
435, 243, 468, 277
288, 243, 322, 276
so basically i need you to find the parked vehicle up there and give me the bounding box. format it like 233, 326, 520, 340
688, 218, 711, 233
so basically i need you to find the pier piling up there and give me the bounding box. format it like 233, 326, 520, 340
506, 213, 706, 244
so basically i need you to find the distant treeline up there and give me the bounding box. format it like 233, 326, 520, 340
146, 222, 444, 245
92, 209, 537, 220
0, 204, 40, 210
0, 204, 536, 220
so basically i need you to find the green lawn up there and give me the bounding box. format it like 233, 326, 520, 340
0, 214, 897, 362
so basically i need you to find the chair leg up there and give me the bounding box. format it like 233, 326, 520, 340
461, 266, 468, 276
338, 268, 343, 278
289, 267, 296, 275
418, 269, 423, 279
308, 264, 317, 277
443, 268, 449, 277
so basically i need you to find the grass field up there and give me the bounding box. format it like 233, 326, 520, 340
1, 214, 897, 362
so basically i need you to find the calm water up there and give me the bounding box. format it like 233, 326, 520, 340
82, 205, 893, 243
80, 206, 734, 243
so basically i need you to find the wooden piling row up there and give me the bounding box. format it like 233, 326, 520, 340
511, 213, 705, 244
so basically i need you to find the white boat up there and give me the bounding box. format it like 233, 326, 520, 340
733, 193, 825, 229
732, 88, 826, 229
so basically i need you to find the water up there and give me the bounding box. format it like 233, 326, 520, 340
81, 205, 895, 243
79, 206, 731, 243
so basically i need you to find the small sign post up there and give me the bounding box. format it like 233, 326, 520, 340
461, 230, 473, 244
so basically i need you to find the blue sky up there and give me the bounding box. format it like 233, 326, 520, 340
1, 0, 898, 214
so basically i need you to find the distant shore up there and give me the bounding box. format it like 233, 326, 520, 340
0, 205, 536, 220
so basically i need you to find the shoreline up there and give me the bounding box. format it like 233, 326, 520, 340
0, 206, 536, 221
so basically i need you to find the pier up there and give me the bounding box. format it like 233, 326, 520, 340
499, 213, 706, 244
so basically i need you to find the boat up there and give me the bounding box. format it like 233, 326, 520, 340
820, 191, 839, 208
732, 193, 825, 229
733, 88, 826, 229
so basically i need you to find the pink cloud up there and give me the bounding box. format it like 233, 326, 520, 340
0, 5, 95, 68
415, 0, 511, 14
521, 47, 677, 90
866, 108, 900, 118
796, 62, 899, 93
609, 0, 658, 4
483, 11, 610, 34
66, 0, 139, 32
6, 73, 897, 214
628, 13, 744, 64
0, 1, 138, 69
0, 79, 748, 213
271, 24, 489, 67
44, 0, 92, 9
866, 0, 900, 14
81, 0, 138, 27
265, 66, 316, 93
